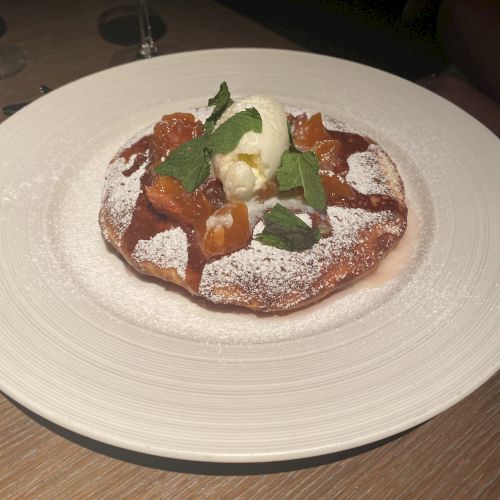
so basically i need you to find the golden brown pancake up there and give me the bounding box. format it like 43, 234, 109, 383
99, 108, 407, 312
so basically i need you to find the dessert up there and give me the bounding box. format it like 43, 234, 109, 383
99, 82, 407, 312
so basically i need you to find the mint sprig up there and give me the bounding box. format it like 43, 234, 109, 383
255, 204, 320, 252
204, 81, 233, 134
155, 82, 261, 192
276, 151, 326, 211
155, 135, 210, 193
206, 107, 262, 155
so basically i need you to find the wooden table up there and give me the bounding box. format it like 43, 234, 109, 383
1, 1, 499, 497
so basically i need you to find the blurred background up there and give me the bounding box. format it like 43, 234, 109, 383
0, 0, 499, 133
219, 0, 499, 134
220, 0, 447, 81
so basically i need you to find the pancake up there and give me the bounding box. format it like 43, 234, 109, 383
99, 106, 407, 312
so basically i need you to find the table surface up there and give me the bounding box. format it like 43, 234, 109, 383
0, 0, 499, 497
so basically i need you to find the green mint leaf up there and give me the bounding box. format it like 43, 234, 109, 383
255, 232, 289, 250
255, 203, 320, 252
254, 232, 289, 250
276, 151, 326, 210
204, 81, 233, 134
155, 135, 210, 192
206, 107, 262, 155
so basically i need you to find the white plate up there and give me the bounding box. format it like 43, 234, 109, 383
0, 49, 499, 462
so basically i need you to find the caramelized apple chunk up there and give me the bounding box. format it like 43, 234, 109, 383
146, 176, 250, 258
313, 139, 342, 172
200, 177, 226, 209
292, 113, 332, 151
201, 203, 251, 258
320, 172, 355, 204
145, 176, 214, 233
152, 112, 204, 160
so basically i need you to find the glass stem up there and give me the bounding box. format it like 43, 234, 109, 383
137, 0, 157, 58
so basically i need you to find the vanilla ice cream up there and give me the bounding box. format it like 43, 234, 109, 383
211, 95, 289, 202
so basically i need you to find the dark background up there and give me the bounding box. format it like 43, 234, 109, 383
218, 0, 446, 80
213, 0, 500, 135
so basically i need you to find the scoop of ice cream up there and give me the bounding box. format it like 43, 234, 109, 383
211, 95, 289, 201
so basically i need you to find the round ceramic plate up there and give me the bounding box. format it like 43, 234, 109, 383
0, 49, 499, 462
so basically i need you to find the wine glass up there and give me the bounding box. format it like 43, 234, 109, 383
98, 1, 166, 65
137, 0, 158, 59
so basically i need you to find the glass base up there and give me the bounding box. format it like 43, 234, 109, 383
98, 6, 166, 47
108, 45, 160, 67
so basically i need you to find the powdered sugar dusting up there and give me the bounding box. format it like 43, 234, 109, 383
327, 206, 397, 244
346, 144, 404, 203
346, 144, 391, 196
200, 207, 401, 309
102, 154, 148, 237
190, 106, 213, 124
132, 227, 188, 279
206, 211, 233, 231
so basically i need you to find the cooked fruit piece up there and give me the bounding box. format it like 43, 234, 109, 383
292, 113, 332, 150
313, 139, 342, 172
146, 175, 214, 233
201, 202, 251, 258
200, 177, 227, 209
320, 172, 355, 203
152, 112, 204, 159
